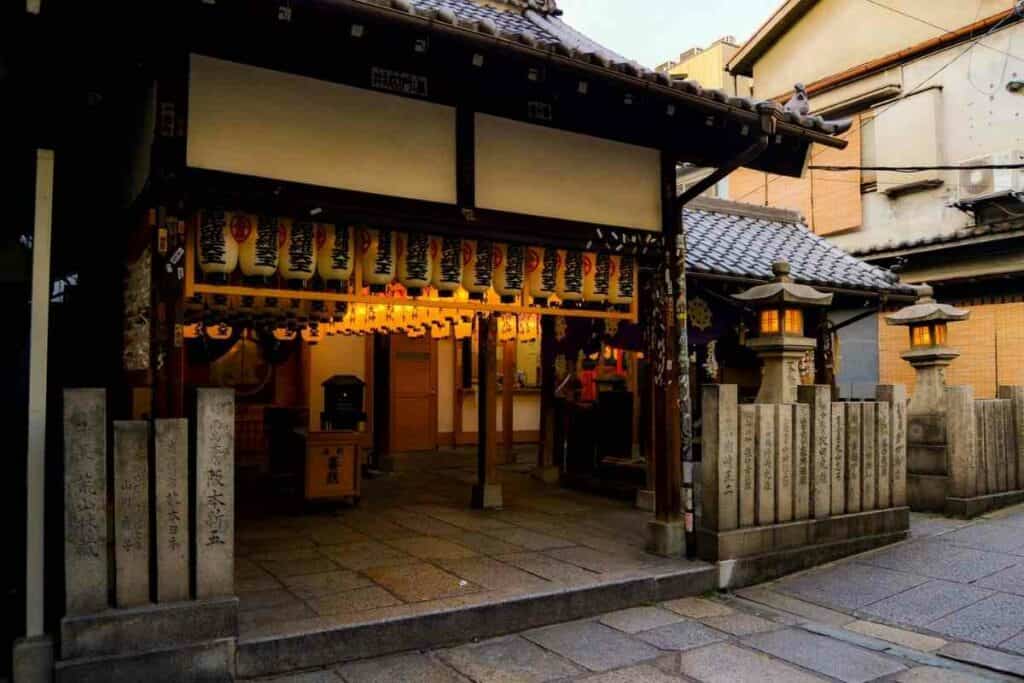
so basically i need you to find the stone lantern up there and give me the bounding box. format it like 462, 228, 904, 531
733, 261, 833, 404
885, 284, 969, 416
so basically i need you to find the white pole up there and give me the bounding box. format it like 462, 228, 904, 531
26, 149, 54, 638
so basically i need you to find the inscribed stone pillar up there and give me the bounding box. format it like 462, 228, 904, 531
876, 403, 892, 508
701, 385, 738, 532
830, 402, 847, 515
845, 403, 862, 513
64, 388, 109, 615
738, 405, 757, 527
976, 401, 989, 496
945, 386, 976, 499
775, 405, 794, 523
997, 386, 1024, 490
984, 401, 1000, 493
114, 421, 150, 608
755, 404, 776, 526
878, 385, 908, 507
196, 388, 235, 599
798, 385, 831, 520
793, 403, 811, 520
155, 418, 190, 603
861, 403, 877, 511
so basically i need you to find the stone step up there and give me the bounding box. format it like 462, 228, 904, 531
236, 563, 715, 679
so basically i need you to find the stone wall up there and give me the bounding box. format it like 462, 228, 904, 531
698, 384, 910, 589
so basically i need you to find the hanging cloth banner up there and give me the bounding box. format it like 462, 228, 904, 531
360, 227, 397, 292
316, 224, 354, 292
608, 254, 635, 310
431, 236, 462, 297
234, 212, 278, 284
493, 243, 525, 304
397, 231, 433, 296
197, 209, 239, 284
526, 246, 557, 305
279, 219, 317, 287
582, 251, 611, 305
462, 239, 493, 300
556, 250, 584, 303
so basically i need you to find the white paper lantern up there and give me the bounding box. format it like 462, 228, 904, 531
461, 239, 493, 300
316, 224, 354, 291
608, 255, 635, 309
397, 232, 433, 296
526, 246, 557, 304
197, 209, 239, 283
233, 212, 279, 284
493, 243, 526, 304
279, 219, 317, 286
582, 252, 611, 305
556, 250, 584, 303
431, 236, 462, 297
360, 227, 397, 292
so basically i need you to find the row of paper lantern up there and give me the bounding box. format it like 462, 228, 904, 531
196, 211, 635, 308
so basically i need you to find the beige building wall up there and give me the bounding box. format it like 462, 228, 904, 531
664, 41, 752, 96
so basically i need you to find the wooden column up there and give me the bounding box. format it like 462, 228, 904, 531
502, 338, 516, 462
534, 316, 560, 483
473, 315, 502, 508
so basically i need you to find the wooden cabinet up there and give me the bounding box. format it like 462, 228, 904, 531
305, 431, 361, 502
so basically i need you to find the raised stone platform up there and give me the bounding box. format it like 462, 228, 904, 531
946, 489, 1024, 518
697, 507, 910, 590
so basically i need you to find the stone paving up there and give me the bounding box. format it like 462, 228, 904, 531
236, 447, 701, 641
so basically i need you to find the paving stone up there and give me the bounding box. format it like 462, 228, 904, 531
496, 552, 601, 584
858, 580, 994, 628
364, 562, 481, 602
389, 515, 466, 537
523, 620, 661, 672
437, 635, 582, 682
860, 540, 1018, 583
938, 524, 1024, 555
734, 587, 854, 626
336, 652, 467, 682
238, 589, 303, 612
1001, 629, 1024, 655
281, 570, 373, 599
306, 586, 404, 616
308, 527, 372, 546
519, 496, 592, 514
445, 532, 525, 556
577, 664, 681, 682
436, 557, 553, 591
484, 528, 576, 551
544, 546, 653, 573
776, 562, 928, 611
236, 557, 273, 580
235, 573, 283, 593
743, 628, 906, 683
889, 667, 995, 682
843, 620, 946, 651
338, 516, 419, 540
939, 642, 1024, 677
258, 670, 342, 682
386, 536, 479, 561
926, 593, 1024, 646
598, 607, 684, 634
239, 601, 317, 632
634, 619, 727, 651
320, 541, 419, 571
976, 563, 1024, 596
701, 612, 780, 636
257, 555, 340, 579
661, 597, 733, 619
676, 641, 826, 682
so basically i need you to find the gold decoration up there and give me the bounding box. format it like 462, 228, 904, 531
689, 297, 712, 331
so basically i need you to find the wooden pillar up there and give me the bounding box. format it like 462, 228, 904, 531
502, 338, 516, 462
473, 315, 502, 508
534, 316, 560, 483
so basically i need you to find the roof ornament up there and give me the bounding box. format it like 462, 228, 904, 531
507, 0, 561, 15
783, 83, 810, 116
782, 83, 854, 135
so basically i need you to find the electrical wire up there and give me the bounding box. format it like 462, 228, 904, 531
810, 163, 1024, 172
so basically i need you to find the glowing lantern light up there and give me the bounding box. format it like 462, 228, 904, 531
454, 319, 474, 340
431, 236, 462, 298
518, 314, 539, 343
527, 246, 558, 305
279, 219, 317, 288
205, 321, 234, 341
316, 224, 354, 292
607, 255, 635, 310
360, 227, 397, 292
493, 243, 526, 304
582, 252, 611, 306
498, 315, 518, 343
197, 209, 239, 283
556, 250, 584, 304
234, 212, 279, 285
397, 232, 433, 296
461, 239, 493, 301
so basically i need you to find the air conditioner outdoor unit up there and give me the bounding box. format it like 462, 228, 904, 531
957, 150, 1024, 202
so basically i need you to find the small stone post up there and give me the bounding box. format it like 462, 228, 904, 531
196, 388, 235, 599
830, 403, 847, 515
701, 385, 738, 532
793, 402, 811, 520
945, 386, 976, 499
798, 385, 832, 520
775, 405, 794, 523
845, 403, 862, 513
998, 386, 1024, 490
755, 404, 776, 526
113, 421, 150, 608
876, 402, 892, 508
738, 405, 757, 527
878, 385, 908, 507
861, 403, 877, 511
155, 418, 190, 603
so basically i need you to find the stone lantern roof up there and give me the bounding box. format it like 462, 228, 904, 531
731, 261, 834, 307
885, 285, 970, 326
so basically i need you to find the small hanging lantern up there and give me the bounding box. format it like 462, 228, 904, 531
517, 314, 539, 343
360, 227, 397, 293
607, 255, 635, 311
454, 319, 474, 340
397, 232, 433, 297
316, 224, 354, 292
197, 209, 239, 284
582, 252, 611, 307
431, 236, 463, 298
498, 314, 518, 343
527, 246, 557, 305
205, 320, 234, 341
278, 219, 317, 288
732, 261, 833, 404
492, 243, 526, 304
234, 212, 280, 285
556, 250, 584, 305
461, 239, 494, 301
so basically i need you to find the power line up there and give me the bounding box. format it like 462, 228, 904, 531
810, 163, 1024, 172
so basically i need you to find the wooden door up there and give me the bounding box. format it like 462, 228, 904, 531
389, 335, 438, 452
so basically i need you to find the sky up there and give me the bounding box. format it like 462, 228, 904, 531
555, 0, 784, 69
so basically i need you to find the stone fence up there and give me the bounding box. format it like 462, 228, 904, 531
699, 384, 910, 589
938, 386, 1024, 517
58, 388, 237, 683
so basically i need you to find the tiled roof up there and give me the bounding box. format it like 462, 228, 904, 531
354, 0, 852, 137
684, 197, 913, 294
850, 221, 1024, 258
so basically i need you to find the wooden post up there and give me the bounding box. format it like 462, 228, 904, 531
534, 316, 559, 483
473, 315, 502, 508
502, 338, 516, 462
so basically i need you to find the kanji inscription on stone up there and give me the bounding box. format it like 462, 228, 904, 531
196, 388, 235, 598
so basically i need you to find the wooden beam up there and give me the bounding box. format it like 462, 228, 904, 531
502, 336, 516, 461
537, 316, 557, 472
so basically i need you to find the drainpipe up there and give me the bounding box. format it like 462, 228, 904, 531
669, 114, 774, 557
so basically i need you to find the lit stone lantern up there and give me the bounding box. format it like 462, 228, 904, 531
886, 284, 969, 415
733, 261, 833, 404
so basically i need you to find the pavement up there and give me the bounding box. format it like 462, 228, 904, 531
244, 505, 1024, 682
